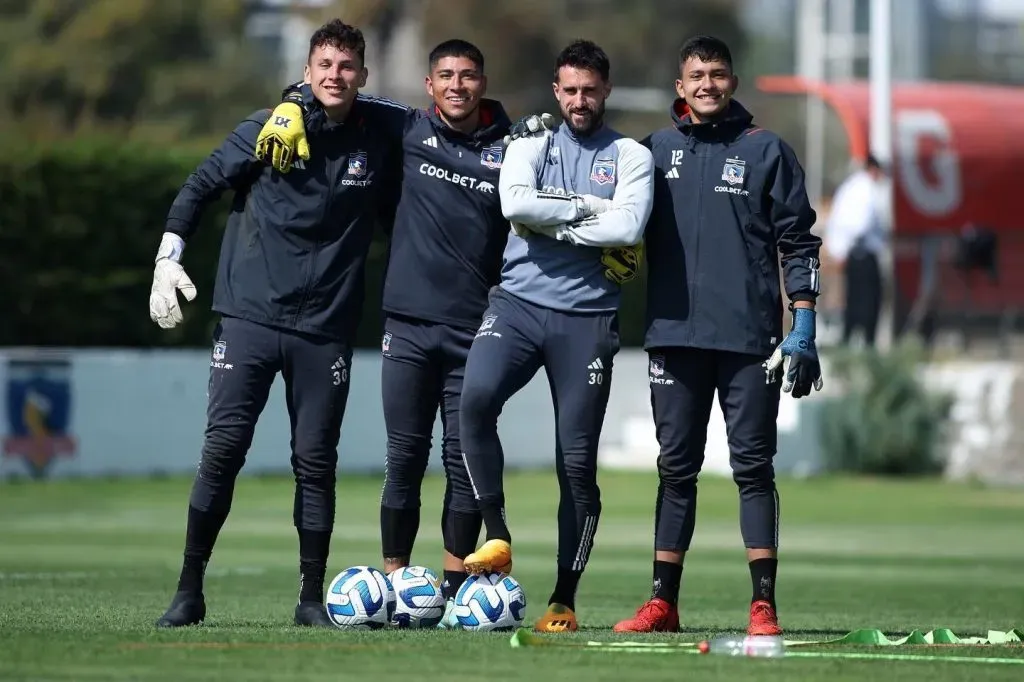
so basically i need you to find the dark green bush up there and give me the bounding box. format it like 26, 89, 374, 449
0, 136, 652, 348
819, 341, 955, 476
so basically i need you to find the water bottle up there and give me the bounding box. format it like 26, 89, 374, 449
697, 635, 785, 658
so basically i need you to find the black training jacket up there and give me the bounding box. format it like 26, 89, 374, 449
376, 100, 512, 329
164, 98, 400, 341
641, 99, 821, 356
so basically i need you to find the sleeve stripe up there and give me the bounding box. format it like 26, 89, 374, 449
808, 256, 820, 293
357, 94, 409, 111
536, 191, 573, 202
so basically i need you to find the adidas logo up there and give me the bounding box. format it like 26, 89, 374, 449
664, 167, 679, 179
588, 358, 604, 371
423, 136, 438, 148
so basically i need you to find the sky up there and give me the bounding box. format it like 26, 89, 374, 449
961, 0, 1024, 19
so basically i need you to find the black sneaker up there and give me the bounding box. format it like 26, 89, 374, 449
155, 591, 206, 628
294, 601, 334, 627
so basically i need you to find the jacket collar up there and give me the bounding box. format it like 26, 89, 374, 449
671, 99, 754, 139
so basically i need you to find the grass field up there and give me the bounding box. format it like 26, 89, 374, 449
1, 471, 1023, 681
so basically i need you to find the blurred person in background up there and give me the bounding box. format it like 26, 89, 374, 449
607, 35, 823, 636
824, 155, 888, 347
257, 37, 513, 629
148, 19, 401, 629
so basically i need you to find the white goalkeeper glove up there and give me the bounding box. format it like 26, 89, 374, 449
149, 232, 197, 329
573, 193, 613, 221
502, 113, 556, 147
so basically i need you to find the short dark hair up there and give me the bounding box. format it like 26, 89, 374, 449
865, 154, 888, 173
554, 39, 610, 82
428, 39, 485, 72
308, 19, 365, 63
679, 35, 733, 71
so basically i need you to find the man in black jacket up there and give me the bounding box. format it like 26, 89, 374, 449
359, 40, 512, 628
149, 20, 400, 628
612, 35, 823, 636
256, 40, 512, 629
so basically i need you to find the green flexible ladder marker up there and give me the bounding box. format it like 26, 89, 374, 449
509, 627, 1024, 665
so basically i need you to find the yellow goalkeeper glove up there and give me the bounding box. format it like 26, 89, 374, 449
255, 100, 310, 173
601, 242, 643, 285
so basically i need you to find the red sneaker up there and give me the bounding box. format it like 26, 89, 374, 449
747, 600, 783, 636
612, 598, 680, 633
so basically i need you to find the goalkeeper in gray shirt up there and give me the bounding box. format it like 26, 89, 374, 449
458, 40, 654, 633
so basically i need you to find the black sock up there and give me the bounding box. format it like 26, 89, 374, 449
652, 560, 683, 605
441, 570, 469, 600
479, 502, 511, 543
176, 555, 208, 595
749, 557, 778, 606
380, 505, 419, 560
443, 508, 483, 559
176, 504, 227, 594
298, 528, 332, 603
549, 566, 583, 610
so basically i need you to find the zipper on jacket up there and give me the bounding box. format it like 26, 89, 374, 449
689, 149, 706, 345
294, 150, 335, 325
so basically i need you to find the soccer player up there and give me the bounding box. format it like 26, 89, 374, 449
257, 40, 513, 628
149, 20, 400, 628
457, 40, 654, 633
370, 41, 512, 628
611, 35, 823, 635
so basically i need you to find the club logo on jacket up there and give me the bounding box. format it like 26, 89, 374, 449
716, 157, 750, 197
343, 151, 373, 187
591, 157, 616, 185
722, 158, 745, 185
480, 144, 503, 169
347, 152, 368, 177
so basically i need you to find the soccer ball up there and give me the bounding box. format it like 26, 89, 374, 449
388, 566, 446, 629
325, 566, 396, 629
453, 572, 527, 631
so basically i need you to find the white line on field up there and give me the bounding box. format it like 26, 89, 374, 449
0, 567, 266, 581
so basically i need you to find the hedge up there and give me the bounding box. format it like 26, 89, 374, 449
1, 138, 649, 349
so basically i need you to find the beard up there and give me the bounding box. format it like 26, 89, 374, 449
561, 101, 605, 137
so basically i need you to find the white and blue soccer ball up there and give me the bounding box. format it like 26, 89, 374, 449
453, 572, 527, 631
325, 566, 396, 629
387, 565, 446, 629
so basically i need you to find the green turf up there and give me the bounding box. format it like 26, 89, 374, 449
1, 471, 1022, 681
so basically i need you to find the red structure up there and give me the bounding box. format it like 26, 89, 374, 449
757, 76, 1024, 317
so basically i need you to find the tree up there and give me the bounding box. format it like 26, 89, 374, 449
415, 0, 748, 114
0, 0, 280, 142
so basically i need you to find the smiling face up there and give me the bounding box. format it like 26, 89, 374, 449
553, 65, 610, 137
676, 56, 737, 122
426, 55, 486, 125
304, 43, 367, 119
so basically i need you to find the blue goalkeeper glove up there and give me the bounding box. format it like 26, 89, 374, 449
763, 307, 823, 398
